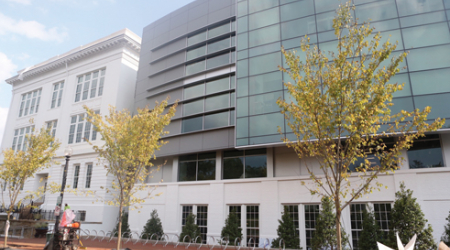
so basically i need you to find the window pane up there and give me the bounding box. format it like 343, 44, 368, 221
249, 52, 281, 76
198, 160, 216, 180
245, 155, 267, 178
208, 23, 230, 38
280, 0, 314, 22
187, 46, 206, 61
400, 11, 446, 28
237, 0, 248, 17
355, 0, 398, 22
184, 84, 204, 100
249, 113, 284, 137
369, 19, 400, 32
249, 91, 282, 115
208, 38, 230, 54
396, 0, 443, 16
204, 112, 229, 129
182, 116, 203, 133
410, 68, 450, 96
249, 42, 281, 57
407, 45, 450, 71
223, 157, 244, 179
249, 72, 282, 95
315, 0, 340, 13
206, 77, 229, 94
179, 162, 197, 181
206, 53, 229, 69
236, 118, 249, 138
414, 93, 450, 119
249, 24, 280, 48
186, 60, 206, 75
205, 94, 229, 111
237, 33, 249, 51
249, 7, 279, 30
390, 97, 414, 116
237, 78, 248, 97
237, 97, 248, 117
238, 16, 248, 34
388, 74, 411, 98
408, 136, 444, 168
402, 23, 450, 49
184, 100, 203, 116
248, 0, 278, 13
282, 16, 316, 39
316, 11, 336, 32
188, 32, 206, 46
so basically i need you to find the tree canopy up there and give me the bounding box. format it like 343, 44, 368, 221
277, 2, 444, 249
84, 99, 176, 250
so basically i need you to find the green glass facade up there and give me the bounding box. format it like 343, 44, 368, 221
235, 0, 450, 146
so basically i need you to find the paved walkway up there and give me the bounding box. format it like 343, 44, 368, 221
5, 237, 235, 250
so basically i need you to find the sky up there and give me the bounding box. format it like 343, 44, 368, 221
0, 0, 196, 144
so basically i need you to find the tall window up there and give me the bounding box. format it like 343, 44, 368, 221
85, 164, 93, 188
374, 203, 392, 241
197, 206, 208, 243
178, 152, 216, 181
11, 126, 34, 152
68, 112, 98, 144
350, 204, 366, 250
229, 206, 242, 228
408, 134, 444, 168
46, 120, 57, 138
246, 205, 259, 247
222, 149, 266, 179
283, 205, 299, 236
73, 165, 80, 189
51, 81, 64, 108
74, 69, 106, 102
304, 204, 320, 250
19, 89, 41, 117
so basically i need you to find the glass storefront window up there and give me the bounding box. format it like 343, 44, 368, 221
223, 149, 267, 179
408, 135, 444, 169
179, 153, 216, 181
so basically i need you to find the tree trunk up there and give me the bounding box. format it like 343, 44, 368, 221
335, 198, 342, 250
4, 213, 11, 247
117, 204, 123, 250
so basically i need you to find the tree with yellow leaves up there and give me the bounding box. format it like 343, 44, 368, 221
277, 2, 444, 250
84, 98, 176, 250
0, 123, 60, 247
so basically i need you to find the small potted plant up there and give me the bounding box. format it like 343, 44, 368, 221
34, 222, 48, 238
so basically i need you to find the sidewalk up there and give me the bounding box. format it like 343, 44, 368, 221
6, 237, 232, 250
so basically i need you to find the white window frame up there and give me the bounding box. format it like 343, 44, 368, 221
11, 125, 34, 152
73, 165, 80, 189
181, 205, 209, 243
74, 69, 106, 103
19, 89, 42, 117
226, 204, 260, 247
51, 81, 64, 109
85, 163, 93, 189
68, 111, 98, 144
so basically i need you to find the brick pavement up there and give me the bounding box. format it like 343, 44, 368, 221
5, 237, 239, 250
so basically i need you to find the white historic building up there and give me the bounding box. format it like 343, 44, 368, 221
0, 28, 141, 232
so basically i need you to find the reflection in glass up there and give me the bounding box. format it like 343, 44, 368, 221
355, 0, 397, 22
280, 0, 314, 22
188, 32, 206, 46
184, 84, 204, 99
182, 116, 203, 133
208, 38, 231, 54
402, 22, 450, 49
223, 157, 244, 179
184, 100, 203, 116
249, 25, 280, 47
410, 68, 450, 95
179, 161, 196, 181
396, 0, 443, 16
186, 61, 205, 75
408, 135, 444, 168
281, 16, 316, 39
198, 160, 215, 180
205, 94, 229, 111
207, 53, 230, 69
204, 112, 229, 129
249, 7, 279, 30
187, 46, 206, 61
208, 23, 230, 38
245, 155, 267, 178
206, 77, 229, 94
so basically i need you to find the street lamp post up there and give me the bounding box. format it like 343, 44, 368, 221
54, 146, 72, 233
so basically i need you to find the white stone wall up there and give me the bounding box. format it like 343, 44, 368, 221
129, 134, 450, 249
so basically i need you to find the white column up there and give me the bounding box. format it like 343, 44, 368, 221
216, 151, 222, 180
299, 205, 306, 250
267, 148, 274, 178
172, 156, 179, 182
241, 204, 247, 246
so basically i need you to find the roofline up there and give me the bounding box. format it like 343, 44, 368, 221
5, 28, 141, 84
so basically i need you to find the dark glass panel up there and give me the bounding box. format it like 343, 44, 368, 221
223, 157, 244, 179
204, 112, 229, 129
198, 160, 216, 180
408, 136, 444, 168
179, 161, 197, 181
245, 155, 267, 178
182, 116, 203, 133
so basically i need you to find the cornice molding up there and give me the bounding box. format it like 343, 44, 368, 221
6, 32, 141, 84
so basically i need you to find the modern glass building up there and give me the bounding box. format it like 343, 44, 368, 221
132, 0, 450, 249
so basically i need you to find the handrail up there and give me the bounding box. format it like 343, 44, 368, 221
234, 237, 242, 250
182, 234, 192, 249
263, 238, 270, 250
247, 238, 256, 250
278, 238, 285, 250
